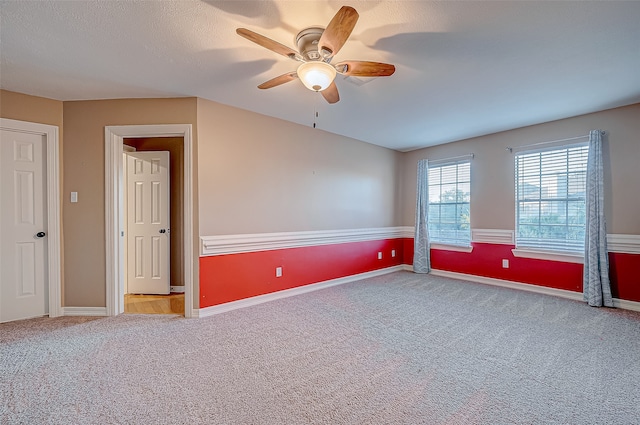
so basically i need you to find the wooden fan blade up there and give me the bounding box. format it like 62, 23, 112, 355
258, 72, 298, 89
318, 6, 359, 60
335, 61, 396, 77
321, 81, 340, 104
237, 28, 301, 60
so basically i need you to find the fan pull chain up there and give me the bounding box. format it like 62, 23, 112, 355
312, 96, 318, 128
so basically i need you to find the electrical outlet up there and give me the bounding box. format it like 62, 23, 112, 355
391, 250, 396, 257
502, 259, 509, 268
275, 267, 282, 277
378, 252, 382, 260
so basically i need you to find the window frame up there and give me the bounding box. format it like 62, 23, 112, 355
427, 159, 472, 248
513, 142, 589, 258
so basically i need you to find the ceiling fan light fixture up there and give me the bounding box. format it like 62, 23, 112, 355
297, 61, 337, 92
237, 6, 392, 104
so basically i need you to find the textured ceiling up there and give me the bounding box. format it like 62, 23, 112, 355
1, 1, 639, 151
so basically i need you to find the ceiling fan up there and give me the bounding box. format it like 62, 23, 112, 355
236, 5, 395, 104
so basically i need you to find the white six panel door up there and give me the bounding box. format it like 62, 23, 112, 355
126, 151, 170, 294
0, 129, 47, 323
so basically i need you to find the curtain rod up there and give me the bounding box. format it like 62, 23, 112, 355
428, 153, 474, 164
506, 131, 605, 153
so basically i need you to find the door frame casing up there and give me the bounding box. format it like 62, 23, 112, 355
0, 118, 62, 319
105, 124, 194, 317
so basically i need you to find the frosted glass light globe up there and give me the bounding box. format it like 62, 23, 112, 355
297, 61, 337, 92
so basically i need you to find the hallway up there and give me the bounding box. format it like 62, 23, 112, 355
124, 293, 184, 315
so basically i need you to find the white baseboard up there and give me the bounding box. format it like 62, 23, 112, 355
62, 307, 108, 317
170, 285, 185, 293
613, 298, 640, 312
429, 269, 640, 312
194, 266, 405, 318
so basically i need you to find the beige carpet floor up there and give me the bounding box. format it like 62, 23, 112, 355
2, 271, 639, 424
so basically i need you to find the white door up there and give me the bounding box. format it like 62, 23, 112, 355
0, 129, 48, 322
125, 151, 170, 294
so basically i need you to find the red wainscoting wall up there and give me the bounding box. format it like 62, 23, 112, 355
402, 238, 640, 303
430, 243, 583, 292
200, 235, 638, 309
200, 239, 405, 308
402, 238, 414, 266
609, 252, 640, 302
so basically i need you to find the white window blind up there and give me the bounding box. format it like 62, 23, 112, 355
428, 161, 471, 246
515, 144, 589, 253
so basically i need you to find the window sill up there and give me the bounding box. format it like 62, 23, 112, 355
430, 243, 473, 253
511, 248, 584, 264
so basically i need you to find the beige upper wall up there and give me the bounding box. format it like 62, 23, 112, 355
63, 98, 198, 307
2, 90, 401, 308
196, 98, 403, 235
401, 103, 640, 235
0, 89, 63, 128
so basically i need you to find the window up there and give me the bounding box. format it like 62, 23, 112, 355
515, 144, 588, 253
428, 161, 471, 246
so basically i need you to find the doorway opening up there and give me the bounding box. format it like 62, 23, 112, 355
123, 137, 184, 315
105, 124, 194, 318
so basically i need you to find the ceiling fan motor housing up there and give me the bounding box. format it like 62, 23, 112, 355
296, 27, 325, 61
